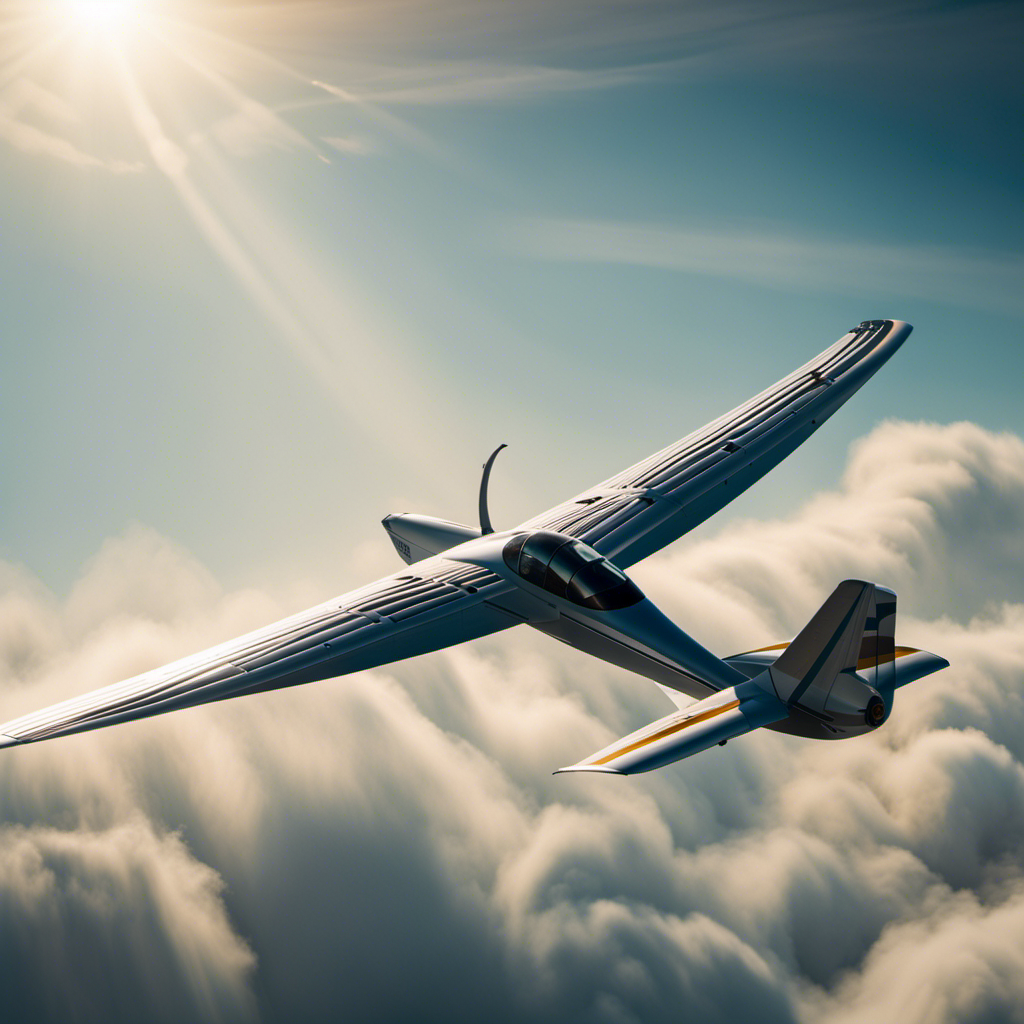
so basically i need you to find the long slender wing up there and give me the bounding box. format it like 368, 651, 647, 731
0, 559, 517, 748
520, 319, 911, 568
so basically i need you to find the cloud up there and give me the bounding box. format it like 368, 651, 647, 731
338, 59, 671, 105
0, 563, 59, 683
208, 0, 1020, 91
0, 78, 144, 174
320, 134, 376, 156
508, 218, 1024, 316
2, 419, 1024, 1022
265, 1, 1022, 113
3, 0, 1016, 183
0, 818, 257, 1023
818, 886, 1024, 1024
204, 100, 313, 158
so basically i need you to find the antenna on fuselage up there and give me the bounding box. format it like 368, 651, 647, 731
478, 443, 507, 535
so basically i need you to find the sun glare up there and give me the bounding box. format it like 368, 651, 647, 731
55, 0, 145, 39
0, 0, 447, 461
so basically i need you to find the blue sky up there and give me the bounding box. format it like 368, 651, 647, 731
3, 6, 1024, 1024
0, 0, 1020, 592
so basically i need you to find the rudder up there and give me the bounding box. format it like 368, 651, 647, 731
857, 584, 897, 701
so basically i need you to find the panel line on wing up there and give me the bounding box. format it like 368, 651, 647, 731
600, 326, 875, 491
0, 557, 518, 746
519, 322, 901, 564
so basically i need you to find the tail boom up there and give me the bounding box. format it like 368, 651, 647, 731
729, 581, 947, 740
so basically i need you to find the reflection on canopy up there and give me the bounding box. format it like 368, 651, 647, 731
503, 531, 644, 611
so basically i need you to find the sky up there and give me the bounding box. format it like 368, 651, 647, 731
0, 2, 1023, 1022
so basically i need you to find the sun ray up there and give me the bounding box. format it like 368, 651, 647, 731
51, 0, 144, 41
111, 45, 325, 356
164, 12, 453, 166
158, 34, 322, 159
0, 31, 66, 93
103, 35, 467, 475
0, 0, 474, 483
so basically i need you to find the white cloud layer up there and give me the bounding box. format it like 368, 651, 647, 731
2, 419, 1024, 1023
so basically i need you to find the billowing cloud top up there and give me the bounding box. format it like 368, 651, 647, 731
2, 419, 1024, 1024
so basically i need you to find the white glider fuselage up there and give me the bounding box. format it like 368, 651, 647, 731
0, 319, 950, 773
445, 529, 745, 695
382, 520, 942, 757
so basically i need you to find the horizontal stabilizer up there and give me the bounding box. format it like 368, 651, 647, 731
557, 680, 785, 776
886, 649, 950, 688
726, 644, 948, 691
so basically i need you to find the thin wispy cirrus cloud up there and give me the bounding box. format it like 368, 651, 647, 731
509, 217, 1024, 317
258, 0, 1019, 112
319, 133, 375, 156
0, 77, 143, 173
8, 0, 1015, 169
2, 0, 1018, 178
0, 6, 685, 176
217, 0, 1019, 83
3, 419, 1024, 1023
296, 58, 677, 107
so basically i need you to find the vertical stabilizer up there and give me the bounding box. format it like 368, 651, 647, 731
769, 580, 875, 712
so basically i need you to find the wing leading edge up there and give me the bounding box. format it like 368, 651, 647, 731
0, 559, 520, 748
520, 319, 911, 567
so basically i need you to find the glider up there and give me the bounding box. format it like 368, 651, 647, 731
0, 319, 948, 773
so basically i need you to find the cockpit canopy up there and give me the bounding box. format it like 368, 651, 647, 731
502, 531, 644, 611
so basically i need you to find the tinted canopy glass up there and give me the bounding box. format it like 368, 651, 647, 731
502, 531, 643, 611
